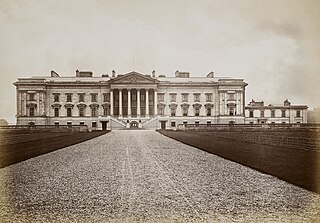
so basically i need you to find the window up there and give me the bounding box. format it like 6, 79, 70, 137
79, 93, 85, 102
169, 93, 176, 102
183, 121, 188, 126
66, 94, 72, 102
67, 108, 72, 117
53, 93, 59, 102
158, 94, 165, 102
260, 110, 264, 117
67, 121, 72, 126
249, 110, 254, 117
207, 108, 211, 116
171, 109, 176, 116
271, 122, 275, 124
205, 93, 212, 102
91, 93, 97, 102
103, 106, 109, 116
92, 122, 97, 128
181, 93, 188, 102
296, 110, 301, 117
28, 93, 35, 101
207, 121, 211, 126
195, 108, 200, 116
171, 122, 176, 127
282, 121, 286, 124
54, 108, 59, 117
103, 93, 110, 102
158, 107, 164, 115
80, 122, 85, 125
79, 107, 85, 117
250, 121, 254, 124
54, 122, 59, 127
282, 110, 286, 117
29, 107, 35, 117
194, 93, 200, 102
195, 121, 200, 127
271, 110, 275, 118
229, 107, 234, 116
91, 107, 97, 116
228, 93, 235, 100
182, 108, 188, 116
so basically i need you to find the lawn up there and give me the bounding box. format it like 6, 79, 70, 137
158, 129, 320, 194
0, 130, 109, 168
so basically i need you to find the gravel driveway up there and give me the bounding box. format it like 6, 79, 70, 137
0, 130, 319, 222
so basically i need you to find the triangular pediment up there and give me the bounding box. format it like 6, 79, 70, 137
108, 71, 158, 84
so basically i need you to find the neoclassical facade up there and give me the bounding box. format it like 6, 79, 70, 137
14, 70, 247, 130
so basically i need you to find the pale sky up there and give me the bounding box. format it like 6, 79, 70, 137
0, 0, 319, 124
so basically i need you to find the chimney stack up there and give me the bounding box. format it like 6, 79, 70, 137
112, 70, 116, 77
152, 70, 155, 78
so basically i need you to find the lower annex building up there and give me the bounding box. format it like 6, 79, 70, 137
13, 69, 307, 130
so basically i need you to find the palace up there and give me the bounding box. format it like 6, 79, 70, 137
13, 70, 248, 130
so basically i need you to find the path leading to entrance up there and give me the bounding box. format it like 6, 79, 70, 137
0, 130, 319, 222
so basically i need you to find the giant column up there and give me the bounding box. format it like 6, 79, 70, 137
154, 89, 158, 116
119, 89, 122, 117
146, 89, 149, 117
110, 90, 114, 116
137, 89, 141, 117
128, 89, 131, 117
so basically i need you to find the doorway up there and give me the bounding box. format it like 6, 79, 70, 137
101, 121, 108, 130
130, 121, 139, 129
160, 121, 166, 130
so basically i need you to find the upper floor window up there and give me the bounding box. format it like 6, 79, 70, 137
205, 93, 212, 102
103, 93, 110, 102
207, 108, 212, 116
228, 93, 235, 100
91, 107, 97, 116
103, 106, 110, 116
249, 110, 254, 117
67, 108, 72, 117
182, 108, 188, 116
296, 110, 301, 118
29, 107, 35, 117
79, 107, 85, 117
271, 110, 275, 118
158, 94, 165, 102
28, 93, 35, 101
194, 108, 200, 116
181, 93, 188, 102
54, 108, 59, 117
91, 93, 98, 102
282, 110, 286, 117
158, 107, 164, 115
66, 94, 72, 102
229, 107, 235, 116
53, 93, 59, 102
193, 93, 200, 102
260, 110, 264, 118
169, 93, 176, 102
170, 108, 176, 116
79, 93, 85, 102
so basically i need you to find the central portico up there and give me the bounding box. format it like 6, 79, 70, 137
108, 71, 159, 119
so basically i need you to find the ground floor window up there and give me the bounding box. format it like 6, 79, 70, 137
207, 121, 211, 126
92, 122, 97, 127
183, 121, 187, 127
171, 122, 176, 127
195, 121, 199, 126
54, 122, 59, 127
67, 121, 72, 127
80, 122, 85, 125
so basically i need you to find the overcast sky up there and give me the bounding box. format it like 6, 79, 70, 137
0, 0, 319, 123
